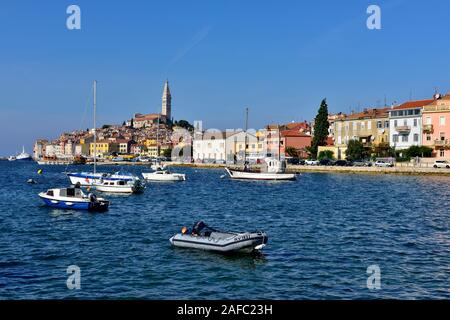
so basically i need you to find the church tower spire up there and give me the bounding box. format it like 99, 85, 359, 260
162, 80, 171, 122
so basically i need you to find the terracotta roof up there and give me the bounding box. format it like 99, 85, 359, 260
345, 107, 389, 120
134, 113, 163, 121
281, 129, 311, 137
284, 122, 310, 130
392, 99, 435, 110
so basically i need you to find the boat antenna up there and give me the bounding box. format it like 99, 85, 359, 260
93, 80, 97, 177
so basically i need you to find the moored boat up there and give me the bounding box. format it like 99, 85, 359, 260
94, 177, 145, 194
169, 221, 268, 253
16, 146, 32, 161
38, 187, 109, 212
142, 170, 186, 181
226, 158, 296, 181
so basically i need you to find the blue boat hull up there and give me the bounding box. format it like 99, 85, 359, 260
39, 197, 109, 212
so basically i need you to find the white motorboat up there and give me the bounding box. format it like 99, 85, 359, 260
226, 158, 296, 181
8, 156, 16, 161
94, 177, 145, 194
169, 221, 268, 253
142, 170, 186, 181
67, 170, 137, 186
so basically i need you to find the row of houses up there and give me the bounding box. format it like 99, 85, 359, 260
325, 93, 450, 159
192, 121, 312, 163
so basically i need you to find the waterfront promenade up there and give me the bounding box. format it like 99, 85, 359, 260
91, 161, 450, 176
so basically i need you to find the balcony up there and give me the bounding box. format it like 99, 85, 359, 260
423, 124, 433, 134
434, 139, 450, 149
395, 125, 411, 134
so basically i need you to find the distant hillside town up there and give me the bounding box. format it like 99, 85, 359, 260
33, 82, 450, 164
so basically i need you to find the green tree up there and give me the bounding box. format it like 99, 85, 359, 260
285, 147, 298, 158
318, 150, 334, 160
404, 146, 433, 158
174, 120, 194, 131
345, 139, 365, 160
162, 148, 172, 158
311, 99, 330, 157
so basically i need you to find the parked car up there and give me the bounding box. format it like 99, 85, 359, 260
319, 159, 334, 166
352, 159, 372, 167
298, 159, 306, 165
305, 159, 319, 166
433, 160, 450, 168
286, 157, 300, 165
374, 160, 394, 167
334, 160, 348, 166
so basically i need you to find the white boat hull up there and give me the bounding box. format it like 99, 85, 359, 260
142, 172, 186, 181
94, 185, 136, 193
225, 168, 296, 181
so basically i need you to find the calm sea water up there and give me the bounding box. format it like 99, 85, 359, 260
0, 161, 448, 299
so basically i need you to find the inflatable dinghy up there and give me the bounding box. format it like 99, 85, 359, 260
169, 221, 268, 253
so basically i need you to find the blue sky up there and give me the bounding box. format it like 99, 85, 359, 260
1, 0, 449, 156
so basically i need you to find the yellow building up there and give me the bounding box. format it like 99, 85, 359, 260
89, 141, 118, 157
332, 108, 390, 159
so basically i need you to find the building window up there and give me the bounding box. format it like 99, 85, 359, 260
367, 121, 371, 130
426, 134, 431, 141
413, 134, 419, 142
413, 119, 418, 127
394, 120, 398, 127
393, 134, 399, 143
426, 117, 432, 125
385, 121, 389, 128
402, 135, 408, 142
440, 149, 445, 157
440, 116, 445, 126
377, 121, 382, 129
403, 119, 407, 126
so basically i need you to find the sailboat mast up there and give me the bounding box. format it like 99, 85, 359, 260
93, 80, 97, 175
157, 116, 160, 157
278, 125, 281, 161
244, 107, 248, 165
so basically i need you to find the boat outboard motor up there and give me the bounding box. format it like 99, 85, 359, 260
192, 221, 206, 235
88, 193, 97, 203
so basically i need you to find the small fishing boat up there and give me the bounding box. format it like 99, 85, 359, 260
226, 158, 296, 181
8, 156, 16, 161
169, 221, 268, 253
38, 187, 109, 212
142, 170, 186, 181
94, 177, 145, 194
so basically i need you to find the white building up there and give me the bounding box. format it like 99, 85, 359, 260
193, 129, 226, 162
389, 99, 434, 150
